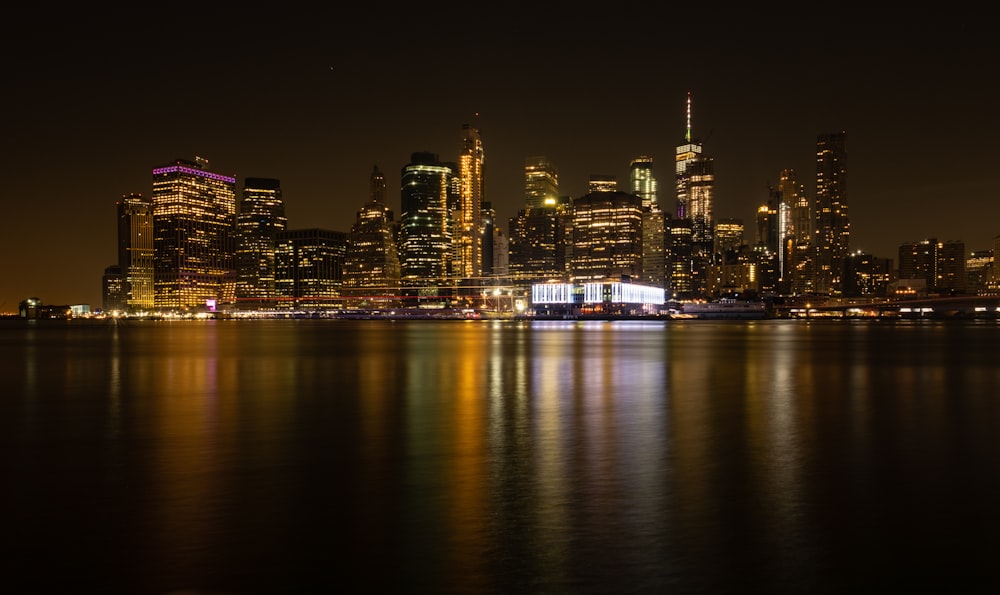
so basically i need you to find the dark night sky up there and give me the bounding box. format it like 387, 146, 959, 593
3, 6, 997, 311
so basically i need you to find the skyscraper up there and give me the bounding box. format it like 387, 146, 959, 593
399, 152, 455, 286
675, 92, 714, 296
152, 157, 237, 311
524, 156, 559, 209
675, 92, 703, 220
642, 208, 667, 288
456, 123, 485, 280
116, 192, 154, 312
344, 165, 401, 301
510, 156, 568, 286
508, 205, 569, 285
274, 228, 347, 310
814, 131, 849, 294
235, 177, 287, 310
630, 156, 657, 211
777, 168, 811, 293
570, 191, 643, 283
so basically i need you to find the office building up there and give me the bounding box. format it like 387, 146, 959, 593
508, 205, 570, 285
667, 218, 693, 297
344, 165, 401, 302
525, 156, 559, 209
235, 177, 287, 310
570, 191, 643, 283
102, 265, 125, 313
275, 228, 348, 310
399, 152, 455, 287
630, 156, 657, 211
115, 191, 154, 312
152, 156, 237, 312
675, 92, 703, 220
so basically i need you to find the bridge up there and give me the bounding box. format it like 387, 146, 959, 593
774, 295, 1000, 319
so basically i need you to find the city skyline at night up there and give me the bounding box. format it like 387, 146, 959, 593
4, 8, 997, 310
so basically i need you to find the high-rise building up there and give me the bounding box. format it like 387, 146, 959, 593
525, 156, 559, 209
675, 92, 703, 220
897, 239, 937, 291
843, 251, 893, 297
686, 156, 715, 295
508, 204, 570, 285
714, 218, 744, 261
674, 92, 714, 296
814, 132, 849, 294
399, 152, 455, 287
630, 156, 657, 211
641, 208, 667, 288
274, 228, 348, 310
570, 191, 643, 283
116, 192, 154, 312
754, 201, 780, 294
152, 157, 237, 312
777, 168, 811, 294
667, 218, 693, 297
455, 123, 485, 280
510, 158, 570, 286
936, 240, 967, 294
235, 177, 287, 311
102, 265, 125, 313
588, 174, 617, 193
344, 166, 401, 303
966, 249, 993, 294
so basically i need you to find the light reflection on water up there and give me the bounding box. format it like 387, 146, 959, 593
2, 318, 1000, 594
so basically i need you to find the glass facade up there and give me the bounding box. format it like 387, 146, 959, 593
400, 152, 455, 286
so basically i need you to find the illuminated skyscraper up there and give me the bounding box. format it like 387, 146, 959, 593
235, 177, 287, 310
675, 92, 703, 219
667, 219, 693, 296
116, 192, 154, 312
508, 204, 570, 285
630, 156, 657, 211
675, 93, 714, 295
642, 208, 667, 288
714, 218, 744, 260
814, 132, 849, 294
777, 168, 811, 293
525, 156, 559, 209
152, 157, 237, 311
456, 123, 485, 279
570, 191, 643, 283
399, 152, 455, 286
344, 165, 400, 300
511, 156, 569, 286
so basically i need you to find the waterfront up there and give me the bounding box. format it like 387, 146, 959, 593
2, 318, 1000, 594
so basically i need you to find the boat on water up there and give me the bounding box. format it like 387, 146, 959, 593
679, 298, 769, 319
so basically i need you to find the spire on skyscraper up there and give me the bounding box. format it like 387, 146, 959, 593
685, 91, 692, 143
